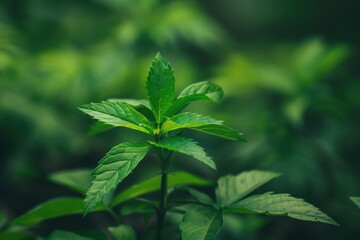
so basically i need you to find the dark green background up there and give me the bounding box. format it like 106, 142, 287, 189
0, 0, 359, 239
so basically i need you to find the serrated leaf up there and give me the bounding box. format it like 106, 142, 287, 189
180, 206, 223, 240
48, 230, 93, 240
216, 171, 281, 207
194, 124, 246, 142
112, 171, 211, 206
161, 112, 245, 141
146, 52, 175, 123
11, 198, 104, 226
108, 225, 136, 240
166, 81, 223, 116
228, 192, 338, 225
84, 142, 151, 215
149, 136, 216, 170
161, 112, 222, 134
350, 196, 360, 209
49, 169, 92, 194
79, 101, 154, 135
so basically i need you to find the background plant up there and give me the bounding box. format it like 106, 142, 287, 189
0, 0, 359, 239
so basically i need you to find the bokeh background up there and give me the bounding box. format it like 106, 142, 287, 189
0, 0, 359, 239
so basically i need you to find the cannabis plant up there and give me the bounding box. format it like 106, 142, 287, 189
3, 53, 338, 240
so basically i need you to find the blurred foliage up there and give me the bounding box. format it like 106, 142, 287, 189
0, 0, 359, 239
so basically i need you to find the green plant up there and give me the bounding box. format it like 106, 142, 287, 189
1, 53, 338, 240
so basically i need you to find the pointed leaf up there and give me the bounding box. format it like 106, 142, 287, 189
161, 112, 245, 141
107, 98, 151, 110
350, 197, 360, 209
146, 52, 175, 123
49, 169, 92, 194
11, 198, 104, 226
167, 81, 223, 116
186, 187, 215, 206
194, 124, 246, 142
229, 192, 338, 225
48, 230, 93, 240
112, 171, 212, 206
149, 136, 216, 170
161, 112, 222, 134
79, 101, 154, 135
108, 225, 136, 240
180, 206, 223, 240
84, 142, 151, 215
216, 171, 281, 207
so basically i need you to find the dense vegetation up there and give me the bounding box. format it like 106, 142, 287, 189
0, 0, 359, 239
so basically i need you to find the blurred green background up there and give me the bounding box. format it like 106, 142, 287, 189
0, 0, 359, 239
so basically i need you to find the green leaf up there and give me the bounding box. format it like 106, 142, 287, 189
166, 81, 223, 116
350, 196, 360, 209
186, 188, 214, 206
84, 142, 151, 215
48, 230, 94, 240
228, 192, 338, 226
0, 231, 37, 240
149, 136, 216, 170
180, 206, 223, 240
11, 198, 103, 226
161, 112, 245, 141
107, 98, 151, 110
49, 169, 92, 194
108, 225, 136, 240
112, 171, 211, 206
216, 170, 281, 207
161, 112, 222, 134
120, 199, 156, 216
146, 52, 175, 123
79, 101, 154, 135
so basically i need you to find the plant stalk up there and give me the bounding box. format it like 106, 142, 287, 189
156, 169, 168, 240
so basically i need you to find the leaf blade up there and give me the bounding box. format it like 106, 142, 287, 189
180, 206, 223, 240
49, 169, 92, 194
216, 170, 281, 207
149, 136, 216, 170
229, 192, 338, 225
79, 101, 154, 135
146, 52, 175, 123
167, 81, 223, 116
84, 142, 151, 215
350, 196, 360, 209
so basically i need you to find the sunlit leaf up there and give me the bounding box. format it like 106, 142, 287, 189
84, 142, 151, 215
228, 192, 338, 225
166, 81, 223, 116
112, 171, 211, 206
146, 52, 175, 123
79, 101, 154, 135
49, 169, 92, 194
11, 198, 104, 226
216, 171, 281, 207
149, 136, 216, 170
180, 206, 223, 240
108, 225, 136, 240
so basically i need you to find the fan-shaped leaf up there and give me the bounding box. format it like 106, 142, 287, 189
180, 206, 223, 240
84, 142, 151, 215
149, 136, 216, 170
228, 192, 338, 225
112, 171, 212, 206
146, 52, 175, 123
216, 171, 281, 207
166, 81, 223, 116
79, 101, 153, 135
